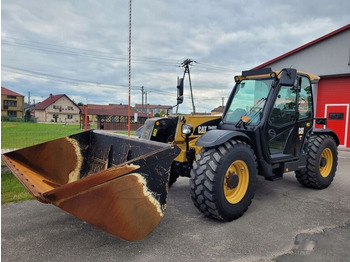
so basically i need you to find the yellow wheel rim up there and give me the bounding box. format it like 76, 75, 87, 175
223, 160, 249, 204
320, 148, 333, 178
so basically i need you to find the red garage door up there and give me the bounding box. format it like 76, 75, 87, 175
316, 77, 350, 148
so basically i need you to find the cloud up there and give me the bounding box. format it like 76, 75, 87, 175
2, 0, 349, 113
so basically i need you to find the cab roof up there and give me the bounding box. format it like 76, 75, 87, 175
235, 68, 320, 83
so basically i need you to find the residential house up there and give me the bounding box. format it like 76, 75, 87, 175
81, 104, 147, 130
1, 86, 25, 119
134, 104, 172, 116
34, 94, 80, 123
211, 106, 225, 115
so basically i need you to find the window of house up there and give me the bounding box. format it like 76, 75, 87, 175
4, 100, 17, 107
67, 115, 73, 119
7, 111, 17, 117
329, 113, 344, 120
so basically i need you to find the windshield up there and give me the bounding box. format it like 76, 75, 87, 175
223, 78, 273, 124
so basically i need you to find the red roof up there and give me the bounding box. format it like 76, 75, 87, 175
34, 94, 65, 110
81, 104, 147, 117
34, 94, 79, 112
254, 24, 350, 69
88, 103, 127, 109
1, 86, 24, 97
134, 104, 172, 110
211, 106, 225, 113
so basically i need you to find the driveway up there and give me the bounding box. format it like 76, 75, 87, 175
2, 151, 350, 262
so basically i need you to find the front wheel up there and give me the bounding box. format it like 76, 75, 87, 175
190, 140, 258, 221
295, 134, 338, 189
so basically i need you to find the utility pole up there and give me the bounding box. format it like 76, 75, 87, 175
145, 91, 151, 117
222, 97, 225, 106
180, 59, 196, 115
176, 77, 180, 114
141, 86, 144, 113
127, 0, 132, 136
28, 92, 31, 105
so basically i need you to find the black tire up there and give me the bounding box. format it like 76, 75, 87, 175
168, 168, 180, 187
295, 134, 337, 189
190, 139, 258, 221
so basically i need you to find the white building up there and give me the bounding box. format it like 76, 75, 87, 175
34, 94, 80, 123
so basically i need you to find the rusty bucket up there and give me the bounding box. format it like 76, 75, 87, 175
1, 130, 180, 241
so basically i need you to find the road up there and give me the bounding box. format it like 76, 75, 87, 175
2, 151, 350, 262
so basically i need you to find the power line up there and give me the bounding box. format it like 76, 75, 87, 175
1, 65, 178, 97
2, 36, 239, 73
2, 36, 179, 63
1, 37, 179, 67
196, 62, 237, 72
3, 65, 131, 90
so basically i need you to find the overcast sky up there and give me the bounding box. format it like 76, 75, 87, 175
1, 0, 349, 113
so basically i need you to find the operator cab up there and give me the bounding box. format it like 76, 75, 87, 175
220, 68, 317, 164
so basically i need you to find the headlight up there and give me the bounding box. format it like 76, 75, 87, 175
181, 124, 193, 135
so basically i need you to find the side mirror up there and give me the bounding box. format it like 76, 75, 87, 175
177, 78, 184, 104
279, 68, 297, 86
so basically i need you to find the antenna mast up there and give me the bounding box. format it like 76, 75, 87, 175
127, 0, 132, 136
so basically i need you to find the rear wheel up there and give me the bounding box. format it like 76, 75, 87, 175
190, 140, 257, 221
295, 134, 337, 189
168, 168, 180, 187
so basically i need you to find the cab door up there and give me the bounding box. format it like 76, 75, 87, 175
265, 85, 298, 160
264, 75, 313, 161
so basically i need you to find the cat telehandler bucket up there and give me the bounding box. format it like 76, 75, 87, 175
1, 130, 180, 241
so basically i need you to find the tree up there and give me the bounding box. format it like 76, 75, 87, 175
24, 110, 31, 122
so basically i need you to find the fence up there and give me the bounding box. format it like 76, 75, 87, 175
98, 122, 143, 131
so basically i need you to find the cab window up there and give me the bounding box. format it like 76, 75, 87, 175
269, 86, 297, 126
298, 76, 313, 120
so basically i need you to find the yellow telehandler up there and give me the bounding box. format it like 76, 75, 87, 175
2, 68, 339, 241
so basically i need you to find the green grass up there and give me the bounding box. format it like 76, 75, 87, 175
1, 122, 92, 149
1, 122, 88, 203
115, 130, 136, 136
1, 122, 136, 203
1, 171, 34, 204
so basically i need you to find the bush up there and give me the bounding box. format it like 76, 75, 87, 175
24, 110, 31, 122
1, 116, 24, 122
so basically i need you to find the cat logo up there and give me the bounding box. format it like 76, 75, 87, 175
197, 125, 217, 134
198, 126, 208, 134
